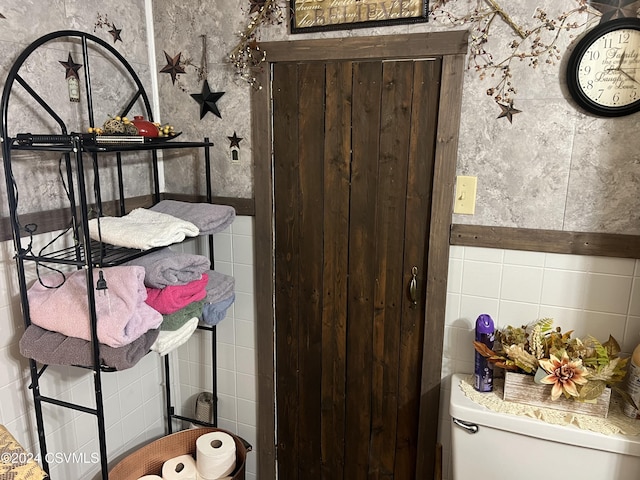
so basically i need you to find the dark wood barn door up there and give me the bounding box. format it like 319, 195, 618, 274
273, 58, 442, 479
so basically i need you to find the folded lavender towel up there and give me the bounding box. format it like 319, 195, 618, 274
19, 324, 159, 371
150, 200, 235, 235
204, 270, 235, 305
88, 208, 199, 250
27, 266, 163, 348
125, 247, 210, 288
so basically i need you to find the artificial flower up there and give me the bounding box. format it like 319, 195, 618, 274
538, 351, 588, 400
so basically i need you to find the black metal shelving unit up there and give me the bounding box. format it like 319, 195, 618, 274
1, 31, 219, 479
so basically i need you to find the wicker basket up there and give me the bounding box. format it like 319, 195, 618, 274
109, 427, 250, 480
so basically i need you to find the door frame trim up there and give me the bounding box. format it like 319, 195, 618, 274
251, 30, 469, 479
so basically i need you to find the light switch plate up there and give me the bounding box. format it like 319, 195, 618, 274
454, 175, 477, 215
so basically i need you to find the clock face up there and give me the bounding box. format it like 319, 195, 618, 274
567, 18, 640, 117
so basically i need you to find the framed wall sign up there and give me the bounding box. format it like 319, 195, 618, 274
290, 0, 429, 33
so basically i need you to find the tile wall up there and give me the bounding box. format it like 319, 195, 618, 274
438, 245, 640, 480
175, 216, 257, 480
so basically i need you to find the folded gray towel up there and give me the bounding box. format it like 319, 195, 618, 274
19, 324, 159, 371
204, 270, 235, 304
125, 247, 210, 288
150, 200, 235, 235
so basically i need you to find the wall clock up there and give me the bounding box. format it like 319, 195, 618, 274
566, 17, 640, 117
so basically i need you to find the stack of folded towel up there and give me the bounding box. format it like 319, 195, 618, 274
201, 270, 235, 326
87, 200, 236, 250
19, 201, 238, 368
145, 276, 208, 356
19, 266, 163, 370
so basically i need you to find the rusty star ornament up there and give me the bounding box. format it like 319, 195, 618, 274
497, 102, 521, 123
589, 0, 640, 22
190, 80, 225, 119
59, 53, 82, 80
160, 51, 186, 85
108, 23, 123, 43
228, 132, 243, 148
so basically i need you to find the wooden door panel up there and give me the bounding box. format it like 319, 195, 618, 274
297, 61, 326, 478
274, 58, 442, 480
273, 61, 300, 480
345, 60, 383, 480
320, 61, 352, 478
369, 60, 414, 480
395, 58, 442, 480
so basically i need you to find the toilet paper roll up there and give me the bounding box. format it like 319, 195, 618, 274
195, 431, 236, 480
195, 392, 213, 423
162, 454, 198, 480
137, 476, 162, 480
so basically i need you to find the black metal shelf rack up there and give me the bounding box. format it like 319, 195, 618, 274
1, 31, 219, 479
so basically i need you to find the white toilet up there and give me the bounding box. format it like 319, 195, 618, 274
449, 373, 640, 480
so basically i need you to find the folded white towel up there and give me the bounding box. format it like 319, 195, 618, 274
88, 208, 199, 250
151, 316, 198, 356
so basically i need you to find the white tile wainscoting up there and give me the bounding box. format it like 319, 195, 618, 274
174, 215, 257, 480
438, 245, 640, 480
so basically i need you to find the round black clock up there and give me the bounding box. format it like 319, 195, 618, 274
566, 17, 640, 117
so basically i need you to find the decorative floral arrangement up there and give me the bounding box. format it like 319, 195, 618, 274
474, 318, 633, 404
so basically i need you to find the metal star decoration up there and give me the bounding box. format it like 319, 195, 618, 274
589, 0, 640, 22
59, 53, 82, 80
228, 132, 243, 148
190, 80, 225, 119
497, 102, 521, 123
160, 51, 186, 85
108, 23, 122, 43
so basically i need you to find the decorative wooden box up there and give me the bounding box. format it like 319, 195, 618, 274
503, 372, 611, 418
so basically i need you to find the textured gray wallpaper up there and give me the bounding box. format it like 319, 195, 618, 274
0, 0, 155, 218
1, 1, 639, 235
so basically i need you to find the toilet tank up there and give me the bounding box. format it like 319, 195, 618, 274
449, 373, 640, 480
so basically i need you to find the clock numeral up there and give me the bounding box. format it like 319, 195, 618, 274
588, 50, 600, 61
612, 92, 620, 104
603, 37, 613, 48
619, 31, 630, 44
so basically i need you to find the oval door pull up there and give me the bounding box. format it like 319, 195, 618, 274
409, 266, 418, 307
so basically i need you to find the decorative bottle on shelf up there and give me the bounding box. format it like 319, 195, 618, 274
474, 314, 495, 392
623, 342, 640, 419
131, 115, 158, 137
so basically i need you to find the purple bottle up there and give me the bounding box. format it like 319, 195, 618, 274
474, 314, 495, 392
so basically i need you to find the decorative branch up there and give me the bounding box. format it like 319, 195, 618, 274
228, 0, 284, 89
431, 0, 601, 118
484, 0, 527, 38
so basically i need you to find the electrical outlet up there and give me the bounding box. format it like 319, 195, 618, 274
454, 175, 477, 215
230, 146, 240, 163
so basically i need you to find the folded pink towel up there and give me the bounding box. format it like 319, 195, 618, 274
27, 266, 163, 348
145, 273, 209, 315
